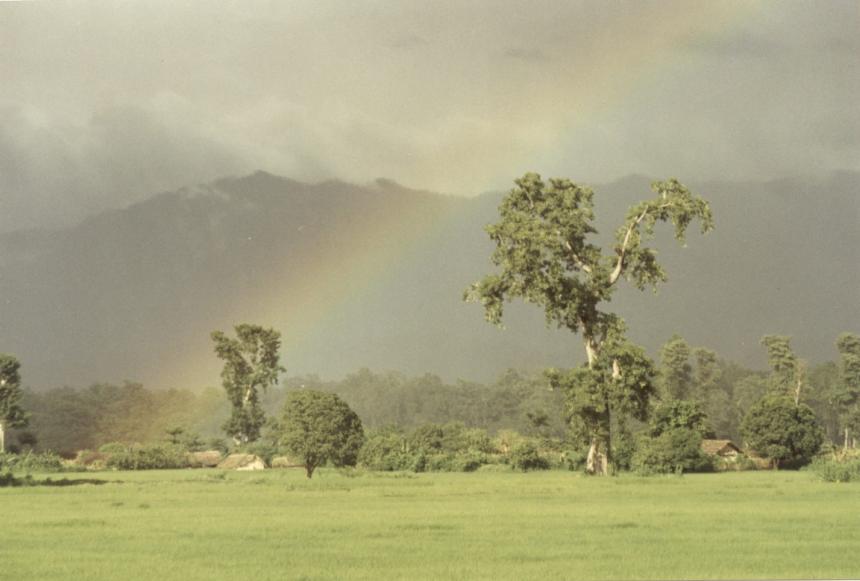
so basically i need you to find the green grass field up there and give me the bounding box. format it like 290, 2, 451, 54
1, 468, 858, 580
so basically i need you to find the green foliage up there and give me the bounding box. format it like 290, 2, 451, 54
280, 390, 365, 478
649, 399, 714, 438
358, 428, 412, 471
548, 335, 658, 460
212, 324, 285, 444
835, 333, 860, 443
0, 451, 65, 473
466, 173, 712, 474
811, 457, 860, 482
660, 336, 693, 400
105, 443, 190, 470
632, 428, 713, 475
692, 347, 721, 402
741, 396, 824, 468
0, 354, 29, 453
510, 440, 550, 472
760, 335, 799, 396
359, 424, 500, 473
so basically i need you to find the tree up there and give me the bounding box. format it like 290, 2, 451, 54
659, 335, 693, 401
0, 354, 28, 453
835, 333, 860, 450
0, 353, 28, 452
692, 347, 721, 404
648, 399, 713, 438
211, 324, 284, 445
741, 395, 823, 468
632, 428, 712, 475
279, 390, 364, 478
466, 173, 712, 474
761, 335, 805, 403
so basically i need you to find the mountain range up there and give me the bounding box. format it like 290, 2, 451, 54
1, 170, 858, 389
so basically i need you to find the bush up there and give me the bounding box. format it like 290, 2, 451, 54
0, 451, 65, 473
358, 428, 412, 471
106, 443, 190, 470
811, 458, 860, 482
564, 448, 588, 472
632, 428, 713, 475
741, 396, 823, 469
98, 442, 128, 455
510, 441, 550, 472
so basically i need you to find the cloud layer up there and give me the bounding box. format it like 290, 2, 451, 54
1, 1, 858, 231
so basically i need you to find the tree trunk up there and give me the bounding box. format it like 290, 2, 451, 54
0, 422, 4, 454
305, 463, 315, 479
586, 438, 610, 476
583, 336, 612, 476
845, 427, 851, 453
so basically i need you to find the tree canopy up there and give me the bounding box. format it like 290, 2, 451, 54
741, 395, 823, 468
279, 390, 364, 478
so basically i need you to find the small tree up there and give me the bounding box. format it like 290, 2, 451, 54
741, 395, 823, 468
632, 428, 712, 475
280, 390, 364, 478
211, 324, 284, 445
466, 173, 713, 474
0, 354, 28, 453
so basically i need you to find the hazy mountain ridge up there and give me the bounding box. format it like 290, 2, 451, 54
1, 170, 858, 389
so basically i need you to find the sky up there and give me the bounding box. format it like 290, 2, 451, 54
1, 1, 859, 232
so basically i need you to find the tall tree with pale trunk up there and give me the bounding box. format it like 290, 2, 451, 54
835, 333, 860, 450
211, 324, 284, 445
760, 335, 805, 404
466, 173, 713, 475
0, 354, 28, 453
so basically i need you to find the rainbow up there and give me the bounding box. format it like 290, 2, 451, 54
154, 3, 755, 390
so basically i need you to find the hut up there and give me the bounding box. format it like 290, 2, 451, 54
701, 439, 741, 460
271, 456, 305, 469
217, 453, 267, 471
188, 450, 223, 468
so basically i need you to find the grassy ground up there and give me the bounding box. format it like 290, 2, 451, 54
1, 468, 858, 580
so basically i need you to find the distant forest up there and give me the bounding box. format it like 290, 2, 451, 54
13, 346, 845, 455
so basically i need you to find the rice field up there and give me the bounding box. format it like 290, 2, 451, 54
1, 468, 858, 580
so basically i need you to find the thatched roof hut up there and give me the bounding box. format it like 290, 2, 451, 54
217, 453, 267, 471
271, 456, 304, 469
188, 450, 223, 468
701, 439, 741, 458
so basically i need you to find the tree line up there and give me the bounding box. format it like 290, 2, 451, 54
2, 172, 858, 476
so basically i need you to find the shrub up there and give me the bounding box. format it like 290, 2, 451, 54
811, 458, 860, 482
510, 441, 550, 472
0, 451, 65, 473
632, 428, 713, 475
358, 428, 411, 471
75, 449, 109, 469
452, 450, 486, 472
98, 442, 128, 455
564, 448, 588, 472
106, 443, 190, 470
